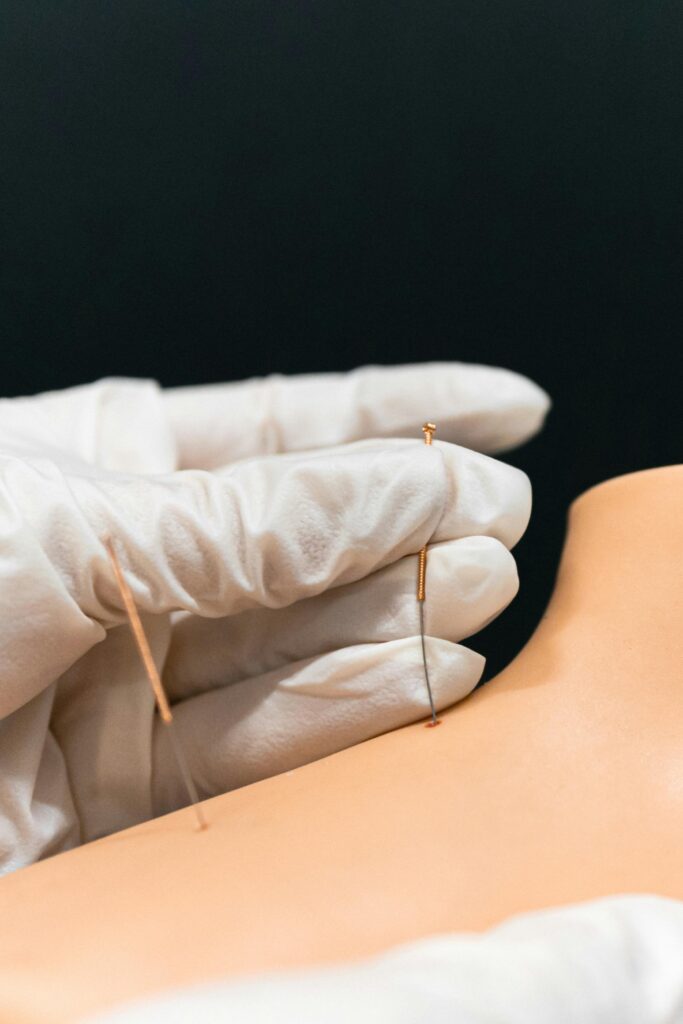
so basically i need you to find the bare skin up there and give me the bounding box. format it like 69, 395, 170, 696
0, 466, 681, 1024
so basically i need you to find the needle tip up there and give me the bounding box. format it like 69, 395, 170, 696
193, 808, 208, 831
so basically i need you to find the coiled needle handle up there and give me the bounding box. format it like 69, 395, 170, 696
104, 535, 208, 831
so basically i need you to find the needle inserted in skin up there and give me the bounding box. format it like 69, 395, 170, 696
103, 535, 208, 831
418, 423, 441, 727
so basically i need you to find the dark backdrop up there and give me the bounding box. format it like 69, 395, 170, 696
2, 1, 682, 676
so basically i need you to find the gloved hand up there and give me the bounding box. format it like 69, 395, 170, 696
0, 364, 549, 872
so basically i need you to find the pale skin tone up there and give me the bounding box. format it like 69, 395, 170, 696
0, 466, 681, 1024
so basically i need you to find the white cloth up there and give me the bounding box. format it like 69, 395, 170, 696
0, 364, 549, 873
88, 895, 683, 1024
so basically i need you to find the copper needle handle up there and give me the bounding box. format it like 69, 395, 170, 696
103, 535, 207, 830
417, 547, 427, 602
103, 536, 173, 724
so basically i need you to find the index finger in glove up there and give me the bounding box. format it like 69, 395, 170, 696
153, 635, 484, 808
5, 439, 530, 625
164, 362, 550, 468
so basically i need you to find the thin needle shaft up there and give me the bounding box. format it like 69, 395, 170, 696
103, 535, 207, 830
419, 599, 438, 725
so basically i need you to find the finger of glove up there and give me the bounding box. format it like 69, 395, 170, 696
163, 363, 551, 468
0, 378, 175, 474
163, 536, 518, 703
211, 436, 531, 550
152, 636, 484, 812
25, 439, 528, 622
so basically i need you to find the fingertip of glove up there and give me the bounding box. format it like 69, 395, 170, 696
479, 368, 551, 453
495, 461, 532, 550
434, 444, 532, 551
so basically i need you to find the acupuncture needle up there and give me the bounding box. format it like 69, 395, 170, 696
103, 535, 208, 831
418, 423, 441, 727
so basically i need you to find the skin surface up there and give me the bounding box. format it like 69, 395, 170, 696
0, 466, 681, 1023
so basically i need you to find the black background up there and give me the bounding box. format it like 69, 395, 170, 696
2, 1, 681, 676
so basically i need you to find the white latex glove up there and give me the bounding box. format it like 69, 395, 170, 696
89, 896, 683, 1024
0, 365, 549, 873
